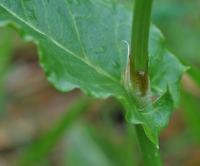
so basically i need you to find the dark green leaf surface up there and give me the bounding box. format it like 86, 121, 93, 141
0, 0, 185, 144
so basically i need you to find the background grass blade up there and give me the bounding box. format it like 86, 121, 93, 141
18, 97, 93, 166
0, 28, 14, 112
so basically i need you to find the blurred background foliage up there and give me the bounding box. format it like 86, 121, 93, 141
0, 0, 200, 166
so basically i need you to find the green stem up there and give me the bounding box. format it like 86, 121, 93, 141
136, 125, 161, 166
130, 0, 153, 96
129, 0, 162, 165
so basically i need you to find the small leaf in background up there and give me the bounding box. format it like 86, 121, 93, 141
153, 0, 200, 87
187, 67, 200, 86
181, 90, 200, 142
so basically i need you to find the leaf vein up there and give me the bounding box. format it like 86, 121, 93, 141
64, 0, 87, 58
0, 4, 120, 84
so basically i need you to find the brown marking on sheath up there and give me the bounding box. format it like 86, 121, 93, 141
135, 71, 148, 96
130, 60, 149, 96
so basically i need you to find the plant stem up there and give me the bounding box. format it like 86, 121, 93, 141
130, 0, 153, 96
129, 0, 162, 165
136, 125, 162, 166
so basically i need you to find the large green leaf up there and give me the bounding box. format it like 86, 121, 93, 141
0, 0, 129, 98
0, 0, 185, 144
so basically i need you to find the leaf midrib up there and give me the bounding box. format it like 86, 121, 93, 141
0, 4, 122, 86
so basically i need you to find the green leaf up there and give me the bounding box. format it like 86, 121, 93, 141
0, 0, 129, 98
141, 91, 174, 143
123, 90, 173, 144
0, 0, 185, 144
150, 49, 187, 106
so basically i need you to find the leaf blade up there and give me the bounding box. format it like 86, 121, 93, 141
0, 0, 186, 144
